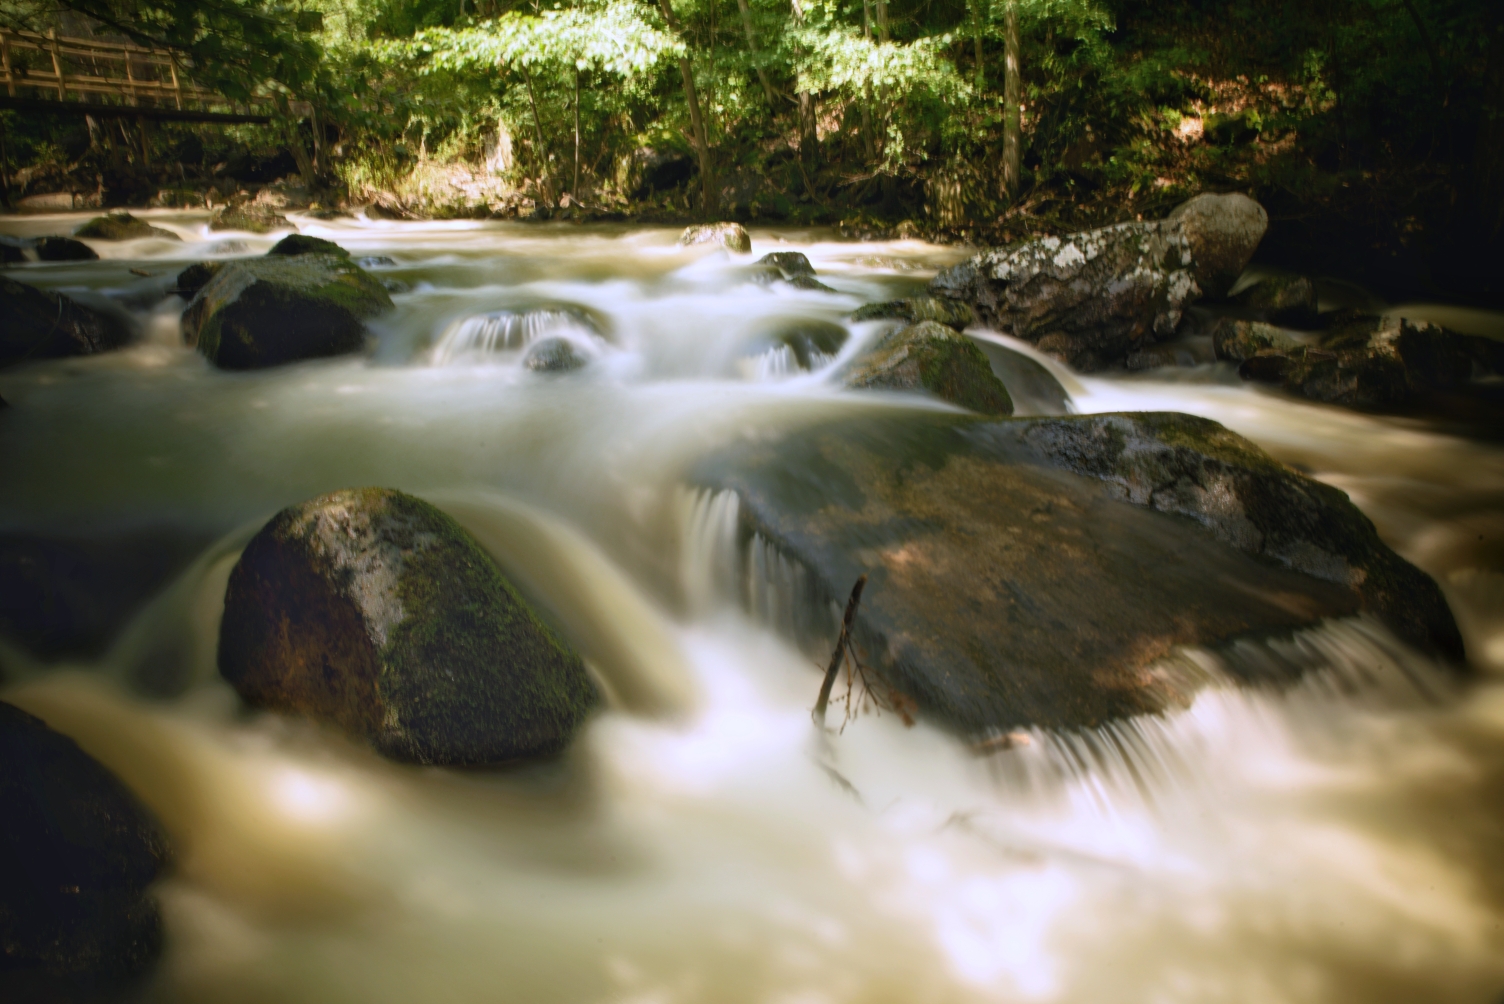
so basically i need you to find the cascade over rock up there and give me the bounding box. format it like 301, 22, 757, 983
679, 222, 752, 254
690, 410, 1461, 734
218, 488, 599, 764
1, 277, 131, 368
0, 701, 171, 986
182, 254, 393, 369
843, 321, 1014, 415
928, 193, 1267, 370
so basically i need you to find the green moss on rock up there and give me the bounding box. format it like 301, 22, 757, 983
74, 213, 179, 242
210, 205, 290, 234
182, 254, 393, 369
845, 320, 1013, 415
851, 296, 975, 330
267, 234, 350, 258
218, 488, 598, 764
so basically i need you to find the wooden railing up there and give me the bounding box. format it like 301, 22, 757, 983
0, 28, 222, 109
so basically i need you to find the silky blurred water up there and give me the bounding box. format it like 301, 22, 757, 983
2, 209, 1503, 1004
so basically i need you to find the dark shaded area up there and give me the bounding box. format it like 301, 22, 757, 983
0, 702, 170, 999
0, 530, 215, 660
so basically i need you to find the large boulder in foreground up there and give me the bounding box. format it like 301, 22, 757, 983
929, 193, 1267, 370
690, 411, 1460, 733
219, 488, 599, 764
0, 701, 170, 986
182, 254, 393, 369
1213, 314, 1484, 409
1, 277, 130, 368
74, 213, 179, 242
843, 321, 1014, 416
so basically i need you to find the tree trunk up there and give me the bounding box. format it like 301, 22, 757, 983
573, 67, 581, 198
735, 0, 776, 106
971, 0, 986, 88
876, 0, 889, 42
1002, 0, 1021, 199
520, 64, 554, 207
791, 0, 818, 185
658, 0, 716, 216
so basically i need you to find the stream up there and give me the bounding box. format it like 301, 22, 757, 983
2, 210, 1503, 1004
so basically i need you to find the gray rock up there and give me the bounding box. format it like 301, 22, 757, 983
524, 337, 588, 372
266, 234, 349, 258
218, 488, 598, 764
0, 701, 170, 983
852, 296, 974, 331
74, 213, 180, 242
929, 193, 1269, 370
355, 255, 398, 268
844, 321, 1013, 415
1235, 273, 1318, 325
1, 277, 131, 368
1165, 192, 1269, 297
689, 410, 1461, 733
182, 255, 393, 369
679, 222, 752, 254
756, 251, 815, 276
209, 204, 291, 234
173, 261, 226, 299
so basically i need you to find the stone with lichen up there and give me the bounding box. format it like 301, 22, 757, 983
218, 488, 598, 765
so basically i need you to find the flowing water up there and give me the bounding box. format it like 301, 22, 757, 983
2, 211, 1504, 1004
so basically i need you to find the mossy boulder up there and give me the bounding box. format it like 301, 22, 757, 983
267, 234, 349, 258
0, 701, 170, 986
209, 204, 290, 234
218, 488, 599, 764
34, 237, 98, 262
851, 296, 975, 330
1, 277, 131, 368
844, 320, 1013, 415
181, 254, 393, 369
689, 411, 1460, 733
679, 222, 752, 254
74, 213, 179, 242
1213, 314, 1480, 409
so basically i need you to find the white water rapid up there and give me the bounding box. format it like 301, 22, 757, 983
2, 211, 1503, 1004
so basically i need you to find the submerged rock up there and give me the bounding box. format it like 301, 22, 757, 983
209, 204, 290, 234
844, 321, 1013, 415
74, 213, 179, 242
1, 277, 131, 368
679, 222, 752, 254
690, 411, 1461, 733
0, 701, 170, 984
181, 254, 393, 369
355, 255, 398, 269
218, 488, 598, 764
851, 296, 974, 331
929, 192, 1267, 370
752, 251, 834, 292
34, 236, 98, 262
266, 234, 349, 258
0, 237, 27, 264
1213, 314, 1479, 409
524, 337, 588, 372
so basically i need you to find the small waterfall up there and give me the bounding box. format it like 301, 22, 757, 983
431, 307, 601, 365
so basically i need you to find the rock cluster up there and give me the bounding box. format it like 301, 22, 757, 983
929, 192, 1267, 370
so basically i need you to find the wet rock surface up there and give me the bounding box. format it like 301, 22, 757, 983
172, 261, 225, 299
0, 701, 170, 988
73, 213, 179, 242
35, 237, 99, 262
218, 488, 599, 764
1213, 314, 1484, 410
182, 254, 393, 369
752, 252, 834, 292
1234, 273, 1318, 325
524, 337, 588, 372
690, 410, 1461, 733
1, 277, 131, 368
843, 321, 1014, 416
679, 222, 752, 254
209, 204, 291, 234
929, 193, 1267, 370
267, 234, 349, 258
851, 296, 974, 331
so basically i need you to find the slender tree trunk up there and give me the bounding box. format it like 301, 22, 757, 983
860, 0, 876, 161
658, 0, 716, 215
520, 63, 554, 206
735, 0, 776, 106
1002, 0, 1021, 199
791, 0, 818, 185
573, 67, 581, 198
971, 0, 986, 88
876, 0, 888, 41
